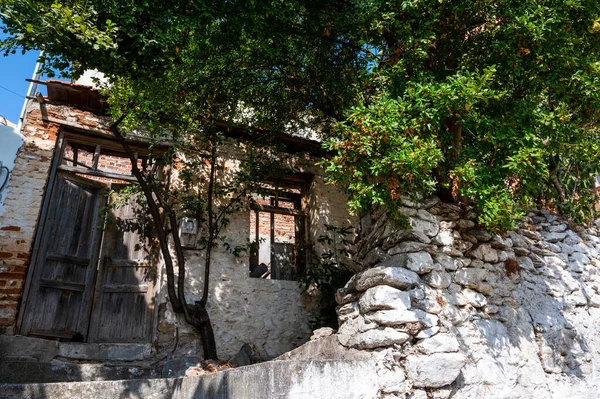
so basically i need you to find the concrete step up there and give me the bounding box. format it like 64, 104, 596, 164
0, 335, 159, 383
0, 360, 379, 399
0, 359, 160, 383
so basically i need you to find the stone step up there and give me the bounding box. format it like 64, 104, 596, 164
0, 335, 159, 383
0, 359, 160, 383
0, 377, 176, 399
0, 335, 153, 362
0, 360, 379, 399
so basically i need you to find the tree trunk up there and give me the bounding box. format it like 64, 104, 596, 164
188, 302, 218, 360
435, 115, 463, 202
110, 117, 218, 360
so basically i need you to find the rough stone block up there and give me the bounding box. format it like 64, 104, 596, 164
434, 253, 458, 271
543, 231, 567, 243
409, 212, 440, 238
348, 328, 411, 349
470, 244, 499, 263
415, 333, 460, 354
406, 353, 466, 388
337, 315, 376, 347
462, 288, 487, 308
404, 252, 435, 274
359, 285, 411, 313
382, 230, 432, 251
362, 247, 390, 268
433, 229, 454, 246
454, 268, 489, 288
354, 266, 420, 291
366, 309, 438, 328
388, 241, 436, 255
423, 270, 452, 289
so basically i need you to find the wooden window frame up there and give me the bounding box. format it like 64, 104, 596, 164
248, 175, 313, 281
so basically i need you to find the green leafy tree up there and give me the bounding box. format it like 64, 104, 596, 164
4, 2, 600, 233
320, 1, 600, 230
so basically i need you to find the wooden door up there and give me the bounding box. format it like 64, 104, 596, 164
87, 188, 156, 343
20, 172, 106, 340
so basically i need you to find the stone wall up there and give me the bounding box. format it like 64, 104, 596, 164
0, 103, 68, 332
335, 198, 600, 398
159, 145, 357, 360
0, 98, 356, 361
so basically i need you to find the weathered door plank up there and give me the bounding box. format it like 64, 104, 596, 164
20, 171, 106, 340
88, 187, 156, 343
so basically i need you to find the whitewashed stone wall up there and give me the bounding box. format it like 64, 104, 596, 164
336, 198, 600, 399
158, 143, 357, 360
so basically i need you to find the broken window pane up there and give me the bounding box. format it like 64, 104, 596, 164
248, 183, 307, 281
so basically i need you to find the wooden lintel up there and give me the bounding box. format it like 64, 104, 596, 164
44, 116, 172, 150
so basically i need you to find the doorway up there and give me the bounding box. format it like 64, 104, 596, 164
19, 133, 158, 343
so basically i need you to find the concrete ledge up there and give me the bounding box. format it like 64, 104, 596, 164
0, 336, 59, 363
58, 343, 153, 361
1, 360, 379, 399
0, 359, 159, 383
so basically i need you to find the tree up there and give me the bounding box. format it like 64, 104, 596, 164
3, 0, 600, 355
319, 0, 600, 231
1, 0, 358, 359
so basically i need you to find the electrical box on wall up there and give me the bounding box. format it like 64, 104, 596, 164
179, 217, 199, 248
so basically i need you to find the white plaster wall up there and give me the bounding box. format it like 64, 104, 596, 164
158, 140, 357, 359
0, 124, 24, 219
307, 172, 358, 263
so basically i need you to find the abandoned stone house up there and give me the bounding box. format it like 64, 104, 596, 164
0, 80, 356, 362
6, 80, 600, 399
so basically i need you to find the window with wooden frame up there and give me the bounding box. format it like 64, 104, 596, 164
59, 134, 161, 184
248, 176, 312, 281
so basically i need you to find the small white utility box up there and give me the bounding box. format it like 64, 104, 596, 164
179, 217, 199, 248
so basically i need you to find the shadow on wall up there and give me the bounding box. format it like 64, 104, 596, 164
515, 264, 592, 377
447, 225, 598, 396
472, 261, 593, 379
156, 140, 358, 360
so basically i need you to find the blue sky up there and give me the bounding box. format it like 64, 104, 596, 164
0, 24, 48, 125
0, 49, 41, 124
